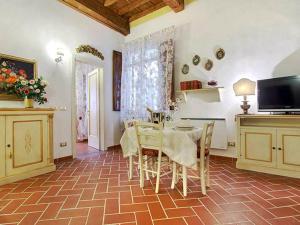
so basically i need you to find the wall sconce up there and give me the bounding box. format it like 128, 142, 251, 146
55, 48, 64, 63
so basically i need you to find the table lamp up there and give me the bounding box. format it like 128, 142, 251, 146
233, 78, 256, 114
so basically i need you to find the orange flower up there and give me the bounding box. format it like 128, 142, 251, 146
6, 76, 17, 83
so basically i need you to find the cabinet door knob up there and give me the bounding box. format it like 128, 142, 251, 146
272, 147, 276, 150
7, 144, 11, 148
278, 147, 282, 150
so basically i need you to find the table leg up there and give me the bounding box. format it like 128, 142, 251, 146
171, 161, 177, 189
182, 166, 187, 197
129, 156, 133, 180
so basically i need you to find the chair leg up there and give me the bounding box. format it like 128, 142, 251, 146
182, 166, 187, 197
155, 152, 162, 194
129, 155, 133, 180
138, 151, 144, 188
200, 169, 206, 195
171, 161, 177, 189
205, 156, 210, 187
151, 158, 156, 178
145, 155, 150, 180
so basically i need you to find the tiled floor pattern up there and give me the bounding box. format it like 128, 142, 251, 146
0, 147, 299, 225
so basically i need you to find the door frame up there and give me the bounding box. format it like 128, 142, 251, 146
71, 53, 105, 158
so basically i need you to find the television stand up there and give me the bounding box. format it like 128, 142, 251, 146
236, 114, 300, 178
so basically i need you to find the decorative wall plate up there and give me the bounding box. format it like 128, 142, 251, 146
216, 48, 225, 60
192, 55, 200, 65
205, 59, 213, 71
181, 64, 189, 74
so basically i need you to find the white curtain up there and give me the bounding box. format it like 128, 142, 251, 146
75, 61, 97, 141
120, 26, 175, 122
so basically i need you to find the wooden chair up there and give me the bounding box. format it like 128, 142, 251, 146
124, 119, 140, 180
134, 121, 168, 193
171, 121, 215, 196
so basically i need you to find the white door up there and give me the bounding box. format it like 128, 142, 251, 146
87, 69, 103, 150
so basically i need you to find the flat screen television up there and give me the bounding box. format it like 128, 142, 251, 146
257, 75, 300, 112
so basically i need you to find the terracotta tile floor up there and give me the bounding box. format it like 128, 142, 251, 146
0, 148, 299, 225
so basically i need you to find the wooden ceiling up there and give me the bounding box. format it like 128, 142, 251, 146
59, 0, 184, 35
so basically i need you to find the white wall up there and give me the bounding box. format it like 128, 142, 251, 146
0, 0, 124, 158
127, 0, 300, 157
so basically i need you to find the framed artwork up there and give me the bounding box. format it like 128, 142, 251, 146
0, 53, 37, 100
112, 50, 122, 111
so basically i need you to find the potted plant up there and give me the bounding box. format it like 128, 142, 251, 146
14, 77, 48, 108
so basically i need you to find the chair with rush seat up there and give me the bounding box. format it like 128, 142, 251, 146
134, 121, 169, 193
171, 121, 215, 196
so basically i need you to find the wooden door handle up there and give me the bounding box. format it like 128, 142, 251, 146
7, 144, 11, 148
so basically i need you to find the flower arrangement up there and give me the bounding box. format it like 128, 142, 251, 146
14, 77, 48, 104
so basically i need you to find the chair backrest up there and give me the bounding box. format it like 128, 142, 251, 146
200, 121, 215, 158
124, 119, 140, 129
147, 108, 154, 122
134, 121, 163, 151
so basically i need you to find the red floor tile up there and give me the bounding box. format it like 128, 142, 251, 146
184, 215, 204, 225
165, 207, 195, 217
148, 202, 166, 219
136, 211, 152, 225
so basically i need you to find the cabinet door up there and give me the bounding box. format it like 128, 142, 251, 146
0, 116, 5, 178
5, 115, 48, 176
240, 127, 277, 167
277, 128, 300, 171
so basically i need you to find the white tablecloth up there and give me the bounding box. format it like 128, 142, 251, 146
120, 127, 202, 169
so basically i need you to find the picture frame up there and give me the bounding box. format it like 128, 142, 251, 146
0, 53, 37, 101
112, 50, 122, 111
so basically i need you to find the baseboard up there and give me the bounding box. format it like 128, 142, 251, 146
54, 155, 73, 164
107, 144, 121, 150
210, 147, 237, 159
210, 154, 237, 163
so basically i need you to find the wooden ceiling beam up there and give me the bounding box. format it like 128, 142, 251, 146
104, 0, 119, 7
129, 2, 166, 22
59, 0, 130, 35
162, 0, 184, 12
118, 0, 150, 15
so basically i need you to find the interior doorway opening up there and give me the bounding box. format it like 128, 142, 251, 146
73, 58, 105, 158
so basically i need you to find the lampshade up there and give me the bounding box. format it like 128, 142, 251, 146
233, 78, 256, 96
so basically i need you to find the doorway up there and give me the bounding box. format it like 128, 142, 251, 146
72, 57, 105, 158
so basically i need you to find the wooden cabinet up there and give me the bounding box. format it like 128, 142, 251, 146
0, 108, 56, 185
236, 115, 300, 178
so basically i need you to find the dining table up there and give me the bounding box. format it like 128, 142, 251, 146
120, 125, 202, 170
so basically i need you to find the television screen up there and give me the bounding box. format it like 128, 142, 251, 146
258, 75, 300, 112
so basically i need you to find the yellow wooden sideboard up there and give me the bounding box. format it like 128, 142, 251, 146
0, 108, 56, 185
236, 114, 300, 178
